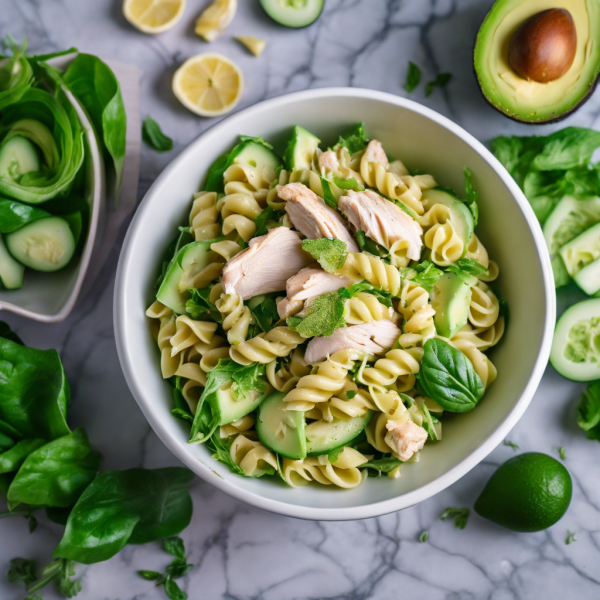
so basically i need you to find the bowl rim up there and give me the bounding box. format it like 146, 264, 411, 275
0, 57, 105, 323
114, 87, 556, 521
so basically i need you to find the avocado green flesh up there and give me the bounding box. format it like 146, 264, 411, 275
256, 392, 306, 460
474, 0, 600, 123
284, 125, 320, 170
431, 272, 472, 338
475, 453, 572, 532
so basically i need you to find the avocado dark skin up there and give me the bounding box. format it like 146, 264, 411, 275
473, 0, 600, 124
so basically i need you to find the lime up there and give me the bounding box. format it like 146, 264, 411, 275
474, 452, 572, 532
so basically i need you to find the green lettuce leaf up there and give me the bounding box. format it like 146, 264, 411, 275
336, 123, 369, 155
185, 286, 221, 323
301, 238, 347, 272
247, 293, 279, 334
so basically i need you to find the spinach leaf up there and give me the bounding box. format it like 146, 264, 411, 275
253, 205, 285, 237
359, 456, 402, 476
404, 61, 421, 93
62, 53, 127, 199
463, 167, 479, 226
577, 381, 600, 441
0, 321, 22, 345
0, 199, 50, 233
287, 291, 346, 338
0, 438, 45, 474
355, 230, 388, 259
417, 339, 484, 412
55, 467, 194, 564
7, 428, 101, 508
425, 72, 452, 97
0, 338, 70, 440
190, 361, 266, 443
185, 286, 222, 323
247, 294, 279, 334
142, 116, 173, 152
336, 122, 369, 155
204, 152, 229, 193
301, 238, 347, 272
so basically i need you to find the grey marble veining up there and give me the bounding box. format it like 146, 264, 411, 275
1, 1, 600, 599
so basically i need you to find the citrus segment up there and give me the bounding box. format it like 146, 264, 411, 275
123, 0, 186, 33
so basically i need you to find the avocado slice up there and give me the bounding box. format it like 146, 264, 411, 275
474, 0, 600, 123
430, 272, 473, 338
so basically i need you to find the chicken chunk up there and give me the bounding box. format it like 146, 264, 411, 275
222, 227, 313, 300
338, 189, 423, 260
305, 319, 401, 364
318, 150, 340, 172
363, 139, 388, 168
277, 183, 359, 252
385, 419, 428, 462
277, 266, 352, 319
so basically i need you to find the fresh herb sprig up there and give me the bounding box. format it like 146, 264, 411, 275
440, 507, 470, 530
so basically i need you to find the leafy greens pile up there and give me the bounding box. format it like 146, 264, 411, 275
0, 324, 194, 599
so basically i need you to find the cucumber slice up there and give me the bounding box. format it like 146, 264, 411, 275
5, 216, 75, 272
422, 188, 474, 252
0, 235, 24, 289
574, 257, 600, 296
559, 222, 600, 277
230, 140, 281, 179
215, 381, 265, 426
550, 298, 600, 382
431, 272, 472, 338
0, 135, 40, 182
552, 255, 571, 288
306, 411, 373, 456
283, 125, 320, 170
256, 391, 306, 459
259, 0, 325, 28
156, 239, 223, 314
543, 196, 600, 256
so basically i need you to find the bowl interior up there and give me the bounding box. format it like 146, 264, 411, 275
116, 90, 553, 519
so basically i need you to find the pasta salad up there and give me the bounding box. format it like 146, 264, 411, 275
146, 124, 506, 489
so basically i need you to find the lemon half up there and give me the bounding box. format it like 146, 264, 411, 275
123, 0, 186, 34
172, 53, 244, 117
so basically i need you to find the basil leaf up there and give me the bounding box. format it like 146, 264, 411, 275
7, 429, 101, 508
62, 53, 127, 199
301, 238, 347, 272
417, 339, 484, 412
0, 338, 70, 440
425, 72, 452, 97
404, 61, 421, 93
359, 456, 402, 476
55, 467, 194, 564
163, 537, 186, 560
142, 116, 173, 152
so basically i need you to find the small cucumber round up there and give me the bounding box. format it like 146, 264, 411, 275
559, 222, 600, 278
5, 216, 75, 272
550, 298, 600, 382
259, 0, 325, 28
306, 412, 373, 456
256, 391, 306, 460
0, 135, 40, 182
0, 235, 24, 289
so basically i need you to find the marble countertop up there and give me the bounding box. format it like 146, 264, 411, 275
1, 1, 600, 599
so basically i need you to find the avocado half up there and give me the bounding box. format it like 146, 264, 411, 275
474, 0, 600, 123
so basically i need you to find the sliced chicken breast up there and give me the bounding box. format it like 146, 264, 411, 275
277, 266, 352, 319
385, 419, 428, 462
338, 189, 423, 261
305, 319, 401, 364
222, 227, 313, 300
363, 139, 388, 168
318, 150, 340, 172
277, 182, 359, 252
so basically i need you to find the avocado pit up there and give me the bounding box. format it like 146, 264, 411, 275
508, 8, 577, 83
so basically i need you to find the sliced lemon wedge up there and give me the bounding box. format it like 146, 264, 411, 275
123, 0, 186, 34
195, 0, 237, 42
235, 36, 267, 57
172, 53, 244, 117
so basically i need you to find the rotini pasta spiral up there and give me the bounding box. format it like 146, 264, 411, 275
322, 385, 376, 421
214, 284, 252, 345
465, 235, 500, 282
358, 347, 423, 392
451, 319, 505, 351
469, 281, 500, 328
190, 191, 221, 241
230, 434, 278, 477
345, 292, 399, 325
210, 239, 244, 261
169, 315, 218, 356
229, 326, 305, 365
338, 252, 402, 295
281, 447, 367, 488
217, 192, 262, 242
220, 415, 255, 439
397, 280, 436, 338
266, 349, 311, 393
266, 168, 290, 210
223, 163, 272, 201
419, 204, 465, 266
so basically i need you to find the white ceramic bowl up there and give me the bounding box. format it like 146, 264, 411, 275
114, 88, 555, 521
0, 55, 105, 323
